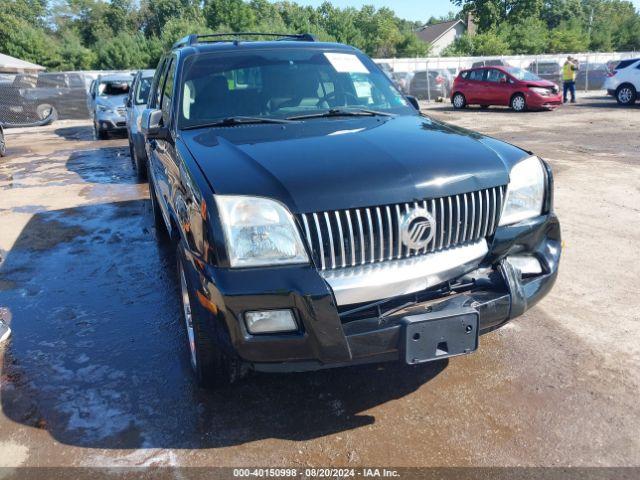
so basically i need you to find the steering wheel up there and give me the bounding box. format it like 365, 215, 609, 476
320, 91, 359, 107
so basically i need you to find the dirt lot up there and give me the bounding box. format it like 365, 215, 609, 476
0, 95, 639, 468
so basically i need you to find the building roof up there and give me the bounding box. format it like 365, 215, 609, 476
0, 52, 45, 73
416, 19, 464, 44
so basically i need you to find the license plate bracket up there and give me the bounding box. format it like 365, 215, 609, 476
403, 308, 479, 364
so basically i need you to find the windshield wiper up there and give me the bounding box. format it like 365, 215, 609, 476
286, 108, 395, 121
183, 116, 295, 130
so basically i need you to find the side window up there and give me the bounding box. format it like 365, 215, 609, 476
460, 71, 469, 80
469, 69, 485, 82
161, 60, 176, 124
150, 59, 167, 109
486, 69, 507, 83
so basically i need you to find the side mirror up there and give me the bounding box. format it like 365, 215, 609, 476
125, 97, 132, 108
141, 108, 171, 141
405, 95, 420, 111
499, 77, 508, 84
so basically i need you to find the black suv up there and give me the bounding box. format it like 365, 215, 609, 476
142, 33, 561, 388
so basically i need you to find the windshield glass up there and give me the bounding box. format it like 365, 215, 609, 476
179, 48, 411, 128
99, 81, 131, 96
507, 67, 542, 81
135, 77, 152, 105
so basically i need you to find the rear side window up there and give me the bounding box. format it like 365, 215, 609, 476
468, 70, 485, 81
615, 59, 639, 70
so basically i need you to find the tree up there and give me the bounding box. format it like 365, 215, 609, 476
0, 13, 61, 68
548, 20, 589, 52
94, 32, 154, 69
203, 0, 256, 31
501, 18, 549, 54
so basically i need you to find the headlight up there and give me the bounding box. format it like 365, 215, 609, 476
215, 195, 309, 268
499, 156, 545, 226
97, 105, 113, 113
530, 87, 552, 96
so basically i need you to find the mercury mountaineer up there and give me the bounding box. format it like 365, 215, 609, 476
141, 33, 561, 387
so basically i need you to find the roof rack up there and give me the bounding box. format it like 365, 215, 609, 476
172, 32, 317, 49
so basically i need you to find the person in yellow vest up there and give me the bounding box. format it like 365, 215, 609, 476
563, 56, 579, 103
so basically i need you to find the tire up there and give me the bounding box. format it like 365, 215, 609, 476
36, 104, 58, 122
452, 92, 466, 109
149, 173, 169, 242
616, 84, 637, 106
129, 140, 148, 181
94, 122, 108, 140
0, 129, 5, 157
177, 242, 244, 388
510, 93, 527, 112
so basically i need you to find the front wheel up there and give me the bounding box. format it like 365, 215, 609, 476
616, 84, 637, 106
176, 242, 245, 388
510, 94, 527, 112
129, 140, 148, 181
452, 92, 466, 109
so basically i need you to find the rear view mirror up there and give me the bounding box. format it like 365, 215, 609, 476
141, 108, 170, 141
405, 95, 420, 111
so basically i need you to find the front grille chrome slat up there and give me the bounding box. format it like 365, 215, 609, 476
299, 186, 506, 270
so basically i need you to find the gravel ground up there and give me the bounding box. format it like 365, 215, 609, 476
0, 94, 639, 469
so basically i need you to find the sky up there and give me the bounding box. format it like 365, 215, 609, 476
267, 0, 640, 24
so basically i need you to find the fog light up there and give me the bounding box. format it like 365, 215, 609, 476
507, 255, 542, 276
245, 309, 297, 334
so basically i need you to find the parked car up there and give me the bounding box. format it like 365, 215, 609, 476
451, 66, 562, 111
526, 61, 562, 85
141, 33, 561, 388
0, 72, 88, 124
409, 69, 452, 99
89, 73, 133, 139
390, 71, 414, 94
604, 57, 640, 105
472, 59, 511, 68
126, 69, 155, 179
0, 123, 5, 157
574, 63, 609, 90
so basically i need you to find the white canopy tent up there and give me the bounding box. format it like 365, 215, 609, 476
0, 52, 45, 74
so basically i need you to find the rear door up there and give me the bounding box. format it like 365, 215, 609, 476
464, 69, 486, 103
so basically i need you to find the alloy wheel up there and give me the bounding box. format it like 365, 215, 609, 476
618, 87, 633, 104
179, 262, 197, 371
453, 94, 465, 108
512, 96, 525, 111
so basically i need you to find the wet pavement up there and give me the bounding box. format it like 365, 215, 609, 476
0, 97, 639, 467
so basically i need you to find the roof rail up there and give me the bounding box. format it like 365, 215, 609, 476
172, 32, 317, 49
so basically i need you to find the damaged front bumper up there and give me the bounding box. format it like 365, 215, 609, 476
185, 213, 560, 372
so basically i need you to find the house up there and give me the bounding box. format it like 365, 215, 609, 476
416, 19, 467, 56
0, 52, 45, 74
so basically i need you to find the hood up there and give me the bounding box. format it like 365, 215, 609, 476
97, 95, 127, 108
524, 79, 558, 88
181, 114, 527, 213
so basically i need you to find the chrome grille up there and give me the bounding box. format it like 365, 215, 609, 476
298, 186, 506, 271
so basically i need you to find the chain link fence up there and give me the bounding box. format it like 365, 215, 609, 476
375, 51, 638, 102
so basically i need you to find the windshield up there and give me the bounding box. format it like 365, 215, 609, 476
134, 77, 152, 105
179, 48, 412, 128
99, 81, 131, 96
507, 67, 542, 81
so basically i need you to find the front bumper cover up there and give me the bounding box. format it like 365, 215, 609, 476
185, 213, 560, 372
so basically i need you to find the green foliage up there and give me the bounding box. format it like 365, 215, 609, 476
443, 30, 510, 56
1, 0, 639, 72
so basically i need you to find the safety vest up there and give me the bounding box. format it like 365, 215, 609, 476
563, 62, 577, 82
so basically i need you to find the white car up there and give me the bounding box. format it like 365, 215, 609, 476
604, 58, 640, 106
